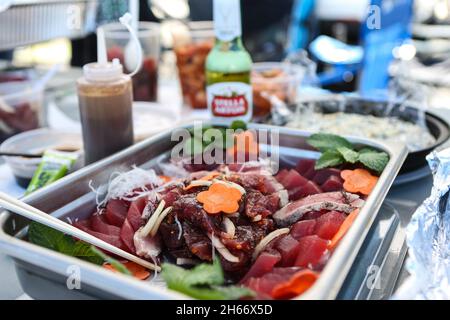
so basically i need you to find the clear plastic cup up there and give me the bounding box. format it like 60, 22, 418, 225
252, 62, 305, 119
103, 22, 160, 102
0, 80, 44, 142
172, 21, 214, 109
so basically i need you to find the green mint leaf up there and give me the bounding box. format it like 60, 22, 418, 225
358, 151, 389, 174
230, 120, 247, 131
161, 259, 254, 300
358, 147, 378, 154
307, 133, 353, 152
315, 150, 344, 169
337, 147, 359, 163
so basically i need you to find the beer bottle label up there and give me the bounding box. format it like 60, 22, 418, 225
207, 82, 252, 118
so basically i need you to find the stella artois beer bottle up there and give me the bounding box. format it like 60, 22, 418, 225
206, 0, 253, 123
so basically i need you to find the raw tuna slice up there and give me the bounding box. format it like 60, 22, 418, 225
290, 220, 316, 240
314, 211, 347, 240
288, 181, 322, 201
273, 192, 364, 227
312, 168, 341, 185
243, 267, 301, 298
275, 169, 289, 184
321, 175, 344, 192
105, 199, 130, 227
127, 197, 147, 231
274, 235, 300, 267
240, 250, 281, 284
280, 169, 308, 190
90, 214, 121, 236
294, 235, 328, 268
302, 211, 325, 220
295, 159, 315, 176
120, 219, 136, 253
73, 221, 125, 249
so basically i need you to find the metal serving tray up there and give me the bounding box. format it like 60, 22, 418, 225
0, 123, 407, 300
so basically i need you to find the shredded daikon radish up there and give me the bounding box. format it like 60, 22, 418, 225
149, 206, 173, 237
174, 214, 183, 240
139, 200, 166, 237
158, 161, 189, 179
222, 217, 235, 238
208, 233, 239, 263
89, 167, 163, 208
253, 228, 290, 260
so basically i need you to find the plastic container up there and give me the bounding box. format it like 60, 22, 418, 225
252, 62, 305, 119
0, 128, 83, 188
0, 80, 44, 142
103, 22, 160, 102
173, 21, 214, 109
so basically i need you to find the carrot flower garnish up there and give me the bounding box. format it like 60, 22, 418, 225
196, 182, 242, 214
341, 169, 378, 196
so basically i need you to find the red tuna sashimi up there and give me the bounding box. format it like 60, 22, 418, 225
312, 168, 341, 185
275, 169, 289, 183
105, 199, 129, 227
240, 250, 281, 284
294, 235, 328, 268
90, 214, 121, 236
274, 235, 301, 267
314, 211, 347, 240
288, 181, 322, 201
73, 221, 125, 249
127, 197, 148, 231
321, 175, 344, 192
302, 211, 325, 220
280, 169, 308, 190
243, 267, 301, 298
120, 219, 136, 253
290, 220, 316, 240
295, 159, 315, 175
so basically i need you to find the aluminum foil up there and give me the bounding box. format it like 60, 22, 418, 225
398, 148, 450, 299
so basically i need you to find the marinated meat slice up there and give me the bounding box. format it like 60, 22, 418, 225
321, 175, 344, 192
221, 224, 267, 252
273, 192, 364, 227
229, 172, 284, 195
133, 232, 161, 259
219, 250, 249, 273
126, 196, 147, 231
90, 214, 121, 236
183, 222, 212, 261
239, 250, 281, 284
173, 194, 222, 234
245, 191, 280, 219
160, 188, 182, 207
159, 222, 184, 249
105, 199, 130, 227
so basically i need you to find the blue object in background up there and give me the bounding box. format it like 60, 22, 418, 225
287, 0, 316, 53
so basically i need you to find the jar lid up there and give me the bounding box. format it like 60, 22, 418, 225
83, 59, 123, 82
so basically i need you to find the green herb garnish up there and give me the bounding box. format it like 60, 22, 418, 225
28, 222, 129, 275
307, 133, 389, 174
161, 258, 254, 300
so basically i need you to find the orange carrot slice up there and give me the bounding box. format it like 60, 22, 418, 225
159, 175, 172, 183
328, 209, 359, 251
103, 261, 151, 280
196, 182, 242, 214
341, 169, 378, 195
271, 269, 319, 299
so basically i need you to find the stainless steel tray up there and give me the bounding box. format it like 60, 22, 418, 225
0, 123, 408, 300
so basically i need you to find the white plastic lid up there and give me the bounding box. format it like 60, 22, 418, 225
83, 59, 124, 82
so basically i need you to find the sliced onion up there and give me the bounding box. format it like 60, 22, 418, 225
186, 180, 212, 188
149, 206, 173, 237
176, 258, 198, 265
208, 233, 240, 263
139, 200, 166, 237
252, 228, 290, 260
252, 215, 262, 222
222, 217, 235, 238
